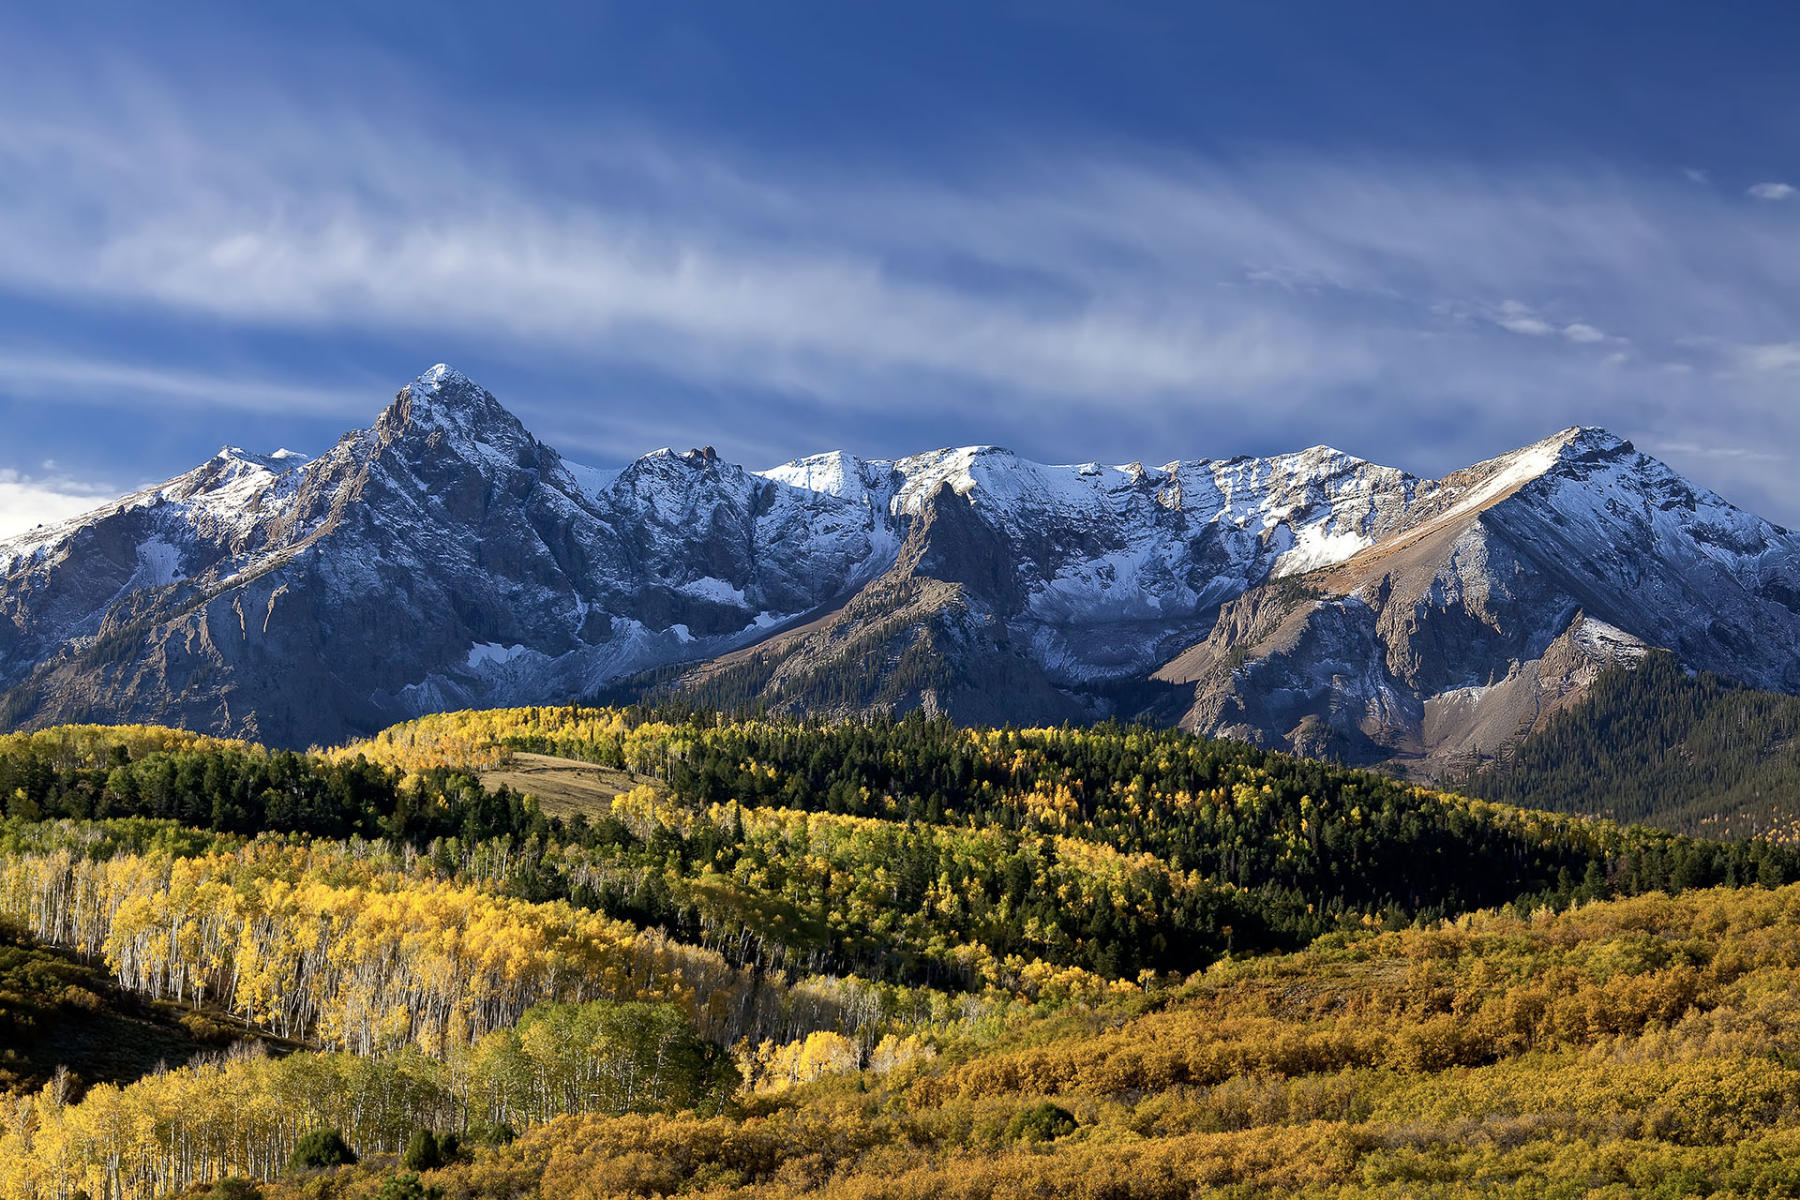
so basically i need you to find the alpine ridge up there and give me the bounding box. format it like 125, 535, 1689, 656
3, 365, 1797, 771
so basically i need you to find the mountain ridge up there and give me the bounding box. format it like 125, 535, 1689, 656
3, 364, 1796, 768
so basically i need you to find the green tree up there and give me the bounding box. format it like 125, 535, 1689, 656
402, 1128, 458, 1171
1006, 1101, 1077, 1142
289, 1127, 358, 1170
375, 1175, 440, 1200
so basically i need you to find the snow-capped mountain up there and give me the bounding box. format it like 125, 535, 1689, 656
2, 365, 1796, 769
0, 367, 886, 745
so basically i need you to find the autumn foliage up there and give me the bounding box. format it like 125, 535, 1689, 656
3, 711, 1800, 1197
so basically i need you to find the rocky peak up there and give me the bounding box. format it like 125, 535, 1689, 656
372, 364, 536, 452
1465, 426, 1631, 488
347, 364, 571, 505
621, 445, 742, 486
605, 446, 771, 535
1552, 425, 1631, 457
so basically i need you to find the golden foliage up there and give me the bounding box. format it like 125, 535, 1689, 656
0, 723, 257, 768
256, 885, 1800, 1199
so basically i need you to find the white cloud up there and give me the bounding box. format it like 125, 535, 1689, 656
0, 470, 118, 540
1748, 181, 1796, 200
1499, 317, 1554, 336
1496, 304, 1556, 336
1491, 303, 1610, 342
1683, 167, 1710, 184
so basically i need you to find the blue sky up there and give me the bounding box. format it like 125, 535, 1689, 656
6, 1, 1800, 532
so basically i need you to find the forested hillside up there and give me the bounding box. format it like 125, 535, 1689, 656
17, 876, 1800, 1197
1462, 652, 1800, 840
2, 709, 1799, 1196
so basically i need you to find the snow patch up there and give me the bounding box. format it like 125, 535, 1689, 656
420, 363, 467, 388
1438, 440, 1563, 523
760, 450, 866, 501
678, 576, 748, 606
1271, 522, 1373, 578
134, 539, 183, 587
220, 446, 310, 474
466, 642, 529, 669
563, 460, 622, 503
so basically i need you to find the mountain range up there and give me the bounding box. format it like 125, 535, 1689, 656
3, 364, 1797, 770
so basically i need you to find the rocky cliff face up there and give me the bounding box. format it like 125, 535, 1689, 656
4, 366, 1797, 769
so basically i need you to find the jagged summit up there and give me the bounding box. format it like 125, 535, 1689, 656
1471, 423, 1626, 470
1555, 423, 1629, 448
374, 363, 532, 447
418, 362, 472, 389
397, 363, 481, 414
399, 363, 486, 409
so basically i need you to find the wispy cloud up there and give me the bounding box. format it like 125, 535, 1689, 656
1645, 440, 1787, 463
0, 126, 1375, 405
1748, 181, 1796, 200
0, 350, 371, 416
1494, 302, 1557, 337
0, 89, 1674, 418
2, 44, 1800, 520
1486, 304, 1615, 346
